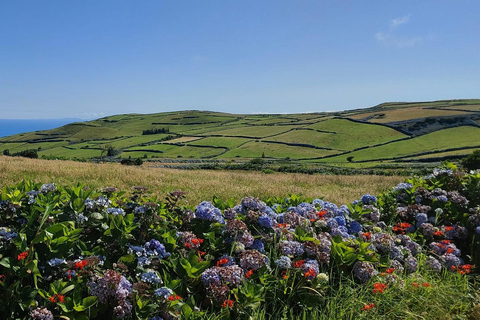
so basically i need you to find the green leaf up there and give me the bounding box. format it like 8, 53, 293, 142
81, 296, 98, 309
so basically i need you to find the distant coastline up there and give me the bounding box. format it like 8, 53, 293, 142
0, 119, 81, 138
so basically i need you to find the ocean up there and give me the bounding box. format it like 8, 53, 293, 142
0, 119, 81, 138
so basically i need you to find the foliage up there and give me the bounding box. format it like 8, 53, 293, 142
461, 149, 480, 171
0, 164, 479, 319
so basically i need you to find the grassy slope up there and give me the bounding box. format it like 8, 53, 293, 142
1, 99, 479, 165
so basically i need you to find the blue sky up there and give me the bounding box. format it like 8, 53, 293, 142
1, 1, 479, 119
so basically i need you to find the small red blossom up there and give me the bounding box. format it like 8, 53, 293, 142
304, 268, 316, 279
372, 282, 387, 294
393, 222, 411, 234
48, 294, 65, 303
363, 232, 372, 240
198, 251, 206, 256
246, 269, 254, 278
217, 258, 229, 267
441, 240, 451, 244
433, 231, 445, 237
317, 210, 327, 218
281, 270, 288, 279
185, 243, 191, 249
293, 260, 305, 268
386, 268, 395, 274
74, 260, 88, 270
422, 282, 431, 287
276, 223, 289, 228
445, 226, 453, 231
222, 299, 234, 308
17, 251, 28, 261
411, 282, 419, 287
446, 248, 454, 254
362, 303, 375, 311
168, 295, 181, 301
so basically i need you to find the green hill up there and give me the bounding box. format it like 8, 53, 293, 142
1, 99, 479, 167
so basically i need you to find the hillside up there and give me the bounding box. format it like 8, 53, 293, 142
1, 99, 479, 167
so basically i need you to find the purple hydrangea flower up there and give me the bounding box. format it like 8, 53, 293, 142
155, 287, 173, 299
258, 214, 275, 228
361, 194, 377, 205
275, 256, 292, 269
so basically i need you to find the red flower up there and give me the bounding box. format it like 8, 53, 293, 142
217, 258, 229, 267
304, 268, 316, 279
48, 295, 57, 303
386, 268, 395, 274
185, 243, 191, 249
446, 248, 454, 254
57, 294, 65, 303
363, 232, 372, 240
246, 269, 254, 278
422, 282, 431, 287
168, 295, 181, 301
74, 260, 88, 270
372, 282, 387, 294
281, 270, 288, 279
17, 251, 28, 261
362, 303, 375, 311
433, 231, 445, 237
411, 282, 419, 287
317, 210, 327, 218
222, 299, 234, 308
293, 260, 305, 268
276, 223, 289, 228
445, 226, 453, 231
48, 294, 65, 303
198, 251, 206, 256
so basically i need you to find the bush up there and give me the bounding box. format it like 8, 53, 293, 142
461, 149, 480, 170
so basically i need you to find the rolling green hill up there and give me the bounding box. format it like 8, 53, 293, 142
1, 99, 479, 167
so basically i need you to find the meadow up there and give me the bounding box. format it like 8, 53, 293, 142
0, 156, 403, 206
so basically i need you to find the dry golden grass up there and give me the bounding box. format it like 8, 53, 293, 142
0, 156, 404, 206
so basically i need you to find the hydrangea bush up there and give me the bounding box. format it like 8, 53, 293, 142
0, 163, 478, 319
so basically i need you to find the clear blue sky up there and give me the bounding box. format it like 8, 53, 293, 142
1, 0, 479, 119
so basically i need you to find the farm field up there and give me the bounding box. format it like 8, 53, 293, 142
1, 99, 479, 168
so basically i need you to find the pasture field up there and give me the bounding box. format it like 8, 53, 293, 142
1, 99, 479, 168
321, 126, 480, 163
0, 155, 404, 205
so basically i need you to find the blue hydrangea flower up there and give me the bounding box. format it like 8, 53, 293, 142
393, 183, 413, 192
250, 239, 265, 252
144, 239, 171, 259
48, 258, 66, 267
201, 268, 221, 286
0, 228, 18, 241
279, 240, 304, 256
106, 207, 125, 216
141, 271, 161, 284
326, 218, 338, 229
348, 221, 362, 234
333, 216, 346, 227
476, 226, 480, 234
361, 194, 377, 205
436, 195, 448, 202
312, 199, 324, 207
275, 256, 292, 269
154, 287, 173, 299
195, 201, 225, 224
258, 214, 274, 228
415, 213, 428, 225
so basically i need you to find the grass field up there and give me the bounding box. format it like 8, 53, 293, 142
321, 126, 480, 163
1, 99, 479, 167
0, 156, 405, 206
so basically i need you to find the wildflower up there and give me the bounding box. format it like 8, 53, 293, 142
362, 303, 375, 311
433, 231, 445, 237
411, 282, 419, 287
222, 299, 234, 308
372, 282, 387, 294
317, 210, 327, 218
246, 269, 254, 278
217, 258, 230, 267
168, 294, 181, 301
293, 259, 306, 268
386, 268, 395, 274
74, 260, 88, 270
304, 268, 317, 280
317, 273, 329, 282
17, 251, 28, 261
422, 282, 431, 287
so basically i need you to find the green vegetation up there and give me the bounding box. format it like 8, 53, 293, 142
1, 99, 479, 169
